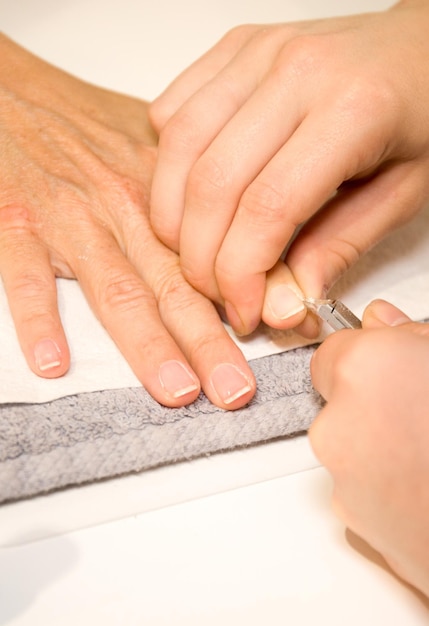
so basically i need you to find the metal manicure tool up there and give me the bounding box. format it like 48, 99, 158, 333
303, 297, 362, 331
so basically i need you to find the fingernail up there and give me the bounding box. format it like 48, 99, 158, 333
210, 363, 253, 405
159, 360, 199, 398
267, 284, 306, 320
34, 338, 62, 372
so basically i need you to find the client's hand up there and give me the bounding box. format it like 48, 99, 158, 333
0, 34, 255, 409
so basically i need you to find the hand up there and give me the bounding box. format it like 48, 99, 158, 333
309, 299, 429, 596
149, 1, 429, 335
0, 34, 256, 409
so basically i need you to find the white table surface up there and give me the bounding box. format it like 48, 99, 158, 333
2, 0, 429, 623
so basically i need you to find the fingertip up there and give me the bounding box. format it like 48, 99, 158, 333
157, 359, 201, 407
207, 361, 256, 410
362, 299, 411, 329
263, 283, 307, 329
32, 336, 70, 379
293, 312, 322, 339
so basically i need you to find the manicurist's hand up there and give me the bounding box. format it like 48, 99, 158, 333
309, 299, 429, 597
0, 34, 255, 409
149, 0, 429, 335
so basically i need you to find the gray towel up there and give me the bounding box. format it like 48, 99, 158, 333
0, 346, 322, 503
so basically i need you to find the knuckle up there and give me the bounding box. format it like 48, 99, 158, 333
179, 263, 203, 291
221, 24, 260, 50
213, 254, 243, 291
155, 270, 224, 356
187, 332, 226, 364
99, 275, 155, 314
160, 110, 203, 156
159, 265, 218, 318
239, 179, 287, 226
276, 34, 328, 79
338, 75, 389, 120
107, 175, 147, 217
0, 204, 32, 236
188, 155, 232, 203
8, 271, 52, 303
180, 261, 217, 300
325, 237, 362, 276
156, 267, 194, 310
7, 272, 59, 328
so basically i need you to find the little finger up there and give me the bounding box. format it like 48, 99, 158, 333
0, 205, 69, 377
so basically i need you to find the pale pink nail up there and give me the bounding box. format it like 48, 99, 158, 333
267, 284, 305, 320
210, 363, 252, 405
34, 339, 62, 372
159, 360, 199, 398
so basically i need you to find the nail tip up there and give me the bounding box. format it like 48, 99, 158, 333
222, 384, 253, 405
171, 383, 200, 399
38, 359, 62, 372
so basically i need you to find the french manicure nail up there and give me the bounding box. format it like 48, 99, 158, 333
34, 338, 62, 372
210, 363, 252, 405
267, 284, 306, 320
159, 360, 199, 398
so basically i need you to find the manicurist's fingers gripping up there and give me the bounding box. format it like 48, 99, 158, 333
149, 24, 298, 255
149, 24, 263, 131
151, 9, 429, 342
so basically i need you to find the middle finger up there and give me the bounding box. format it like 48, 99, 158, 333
124, 213, 256, 409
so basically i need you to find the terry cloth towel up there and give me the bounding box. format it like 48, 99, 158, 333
0, 346, 321, 503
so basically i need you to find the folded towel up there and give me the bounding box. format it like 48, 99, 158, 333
0, 346, 322, 503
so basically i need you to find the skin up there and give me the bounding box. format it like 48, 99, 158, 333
0, 33, 256, 409
309, 299, 429, 597
149, 0, 429, 337
2, 17, 429, 598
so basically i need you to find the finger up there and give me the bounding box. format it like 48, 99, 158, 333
0, 205, 70, 378
70, 231, 202, 408
362, 299, 412, 329
154, 261, 256, 409
150, 27, 290, 253
176, 53, 314, 311
149, 24, 261, 131
287, 159, 428, 297
195, 95, 388, 333
122, 216, 256, 410
262, 260, 320, 338
178, 37, 402, 334
363, 303, 429, 339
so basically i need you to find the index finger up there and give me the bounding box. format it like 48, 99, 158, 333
149, 24, 261, 130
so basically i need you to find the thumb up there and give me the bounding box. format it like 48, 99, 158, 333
362, 299, 413, 329
363, 299, 429, 338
